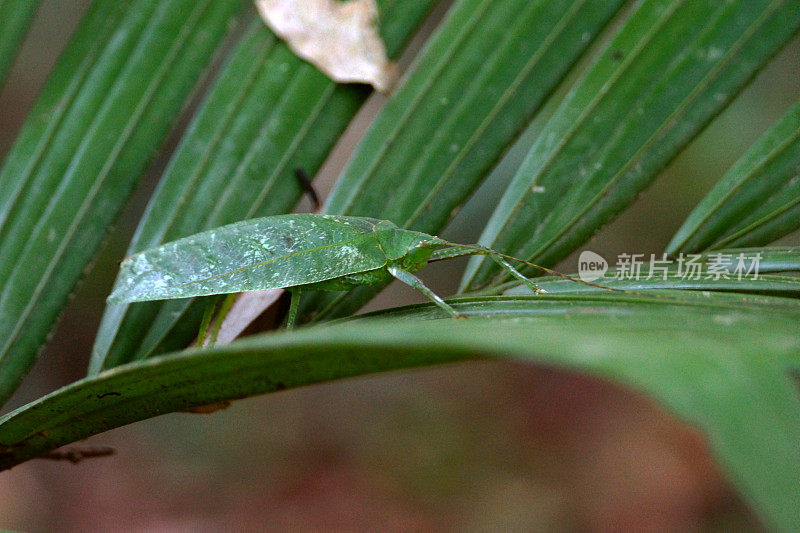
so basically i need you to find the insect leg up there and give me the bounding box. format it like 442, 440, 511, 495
197, 293, 237, 347
489, 254, 546, 295
209, 293, 237, 345
196, 297, 218, 347
284, 288, 302, 329
388, 266, 462, 318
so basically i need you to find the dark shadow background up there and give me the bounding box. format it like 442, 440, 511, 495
0, 2, 797, 530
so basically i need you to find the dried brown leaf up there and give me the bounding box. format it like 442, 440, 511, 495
254, 0, 395, 92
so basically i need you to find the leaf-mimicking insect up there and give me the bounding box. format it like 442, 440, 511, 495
108, 214, 594, 328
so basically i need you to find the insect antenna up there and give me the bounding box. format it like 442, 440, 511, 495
294, 168, 321, 211
439, 241, 632, 294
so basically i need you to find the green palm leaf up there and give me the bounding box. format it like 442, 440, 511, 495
668, 101, 800, 253
0, 0, 244, 406
463, 0, 800, 290
89, 1, 435, 373
0, 1, 798, 529
301, 0, 625, 320
0, 0, 40, 91
1, 296, 799, 529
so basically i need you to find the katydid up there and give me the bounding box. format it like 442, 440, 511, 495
107, 214, 594, 328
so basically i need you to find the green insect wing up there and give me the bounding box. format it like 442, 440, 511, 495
108, 215, 397, 304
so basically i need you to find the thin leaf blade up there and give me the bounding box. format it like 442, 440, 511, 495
0, 0, 40, 91
491, 246, 800, 297
463, 0, 800, 290
0, 0, 244, 406
668, 101, 800, 253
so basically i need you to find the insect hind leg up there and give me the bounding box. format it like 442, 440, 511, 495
388, 266, 462, 318
489, 254, 546, 295
284, 289, 302, 329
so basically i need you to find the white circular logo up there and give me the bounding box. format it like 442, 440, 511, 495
578, 250, 608, 282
